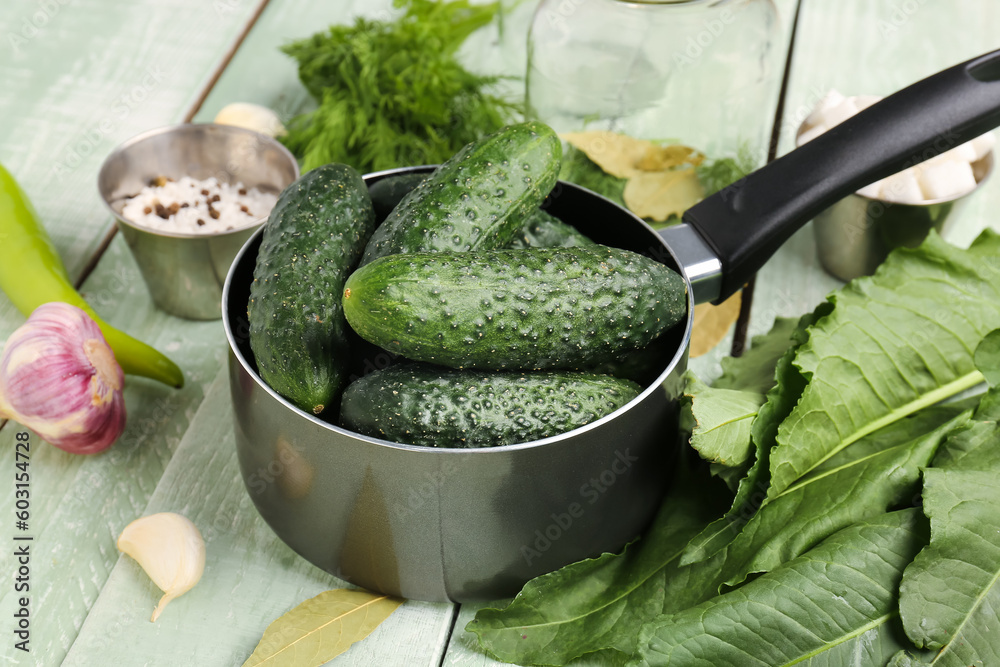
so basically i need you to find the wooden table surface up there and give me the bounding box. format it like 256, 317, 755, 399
1, 1, 998, 665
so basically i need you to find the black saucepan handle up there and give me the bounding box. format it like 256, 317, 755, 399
684, 48, 1000, 302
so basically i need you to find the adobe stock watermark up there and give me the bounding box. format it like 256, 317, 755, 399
672, 9, 737, 69
521, 447, 639, 566
392, 460, 460, 521
8, 0, 74, 54
214, 0, 242, 17
51, 64, 168, 181
877, 0, 930, 37
244, 437, 315, 501
540, 0, 588, 28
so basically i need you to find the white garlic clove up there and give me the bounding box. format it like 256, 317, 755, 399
796, 123, 828, 147
117, 512, 206, 622
803, 89, 845, 131
0, 302, 125, 454
214, 102, 287, 138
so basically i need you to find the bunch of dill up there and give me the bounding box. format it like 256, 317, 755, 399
280, 0, 521, 174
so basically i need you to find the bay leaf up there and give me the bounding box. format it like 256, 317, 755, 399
635, 144, 704, 172
690, 292, 742, 358
242, 589, 403, 667
559, 131, 654, 178
623, 168, 704, 222
560, 130, 702, 179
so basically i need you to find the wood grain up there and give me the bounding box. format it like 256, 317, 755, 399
0, 3, 268, 662
0, 0, 266, 344
0, 236, 239, 665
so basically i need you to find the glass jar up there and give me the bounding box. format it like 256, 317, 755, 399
526, 0, 781, 162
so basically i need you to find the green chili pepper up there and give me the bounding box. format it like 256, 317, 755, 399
0, 162, 184, 388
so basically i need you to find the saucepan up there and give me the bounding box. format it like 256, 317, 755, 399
223, 50, 1000, 602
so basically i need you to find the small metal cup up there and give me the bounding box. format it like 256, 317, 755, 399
98, 124, 299, 320
804, 125, 994, 282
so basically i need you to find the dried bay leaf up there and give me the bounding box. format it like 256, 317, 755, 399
636, 144, 704, 172
560, 130, 652, 178
560, 130, 706, 222
624, 167, 705, 223
561, 131, 703, 179
242, 589, 404, 666
690, 292, 742, 358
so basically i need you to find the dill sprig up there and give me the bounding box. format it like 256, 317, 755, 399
695, 143, 760, 196
280, 0, 521, 174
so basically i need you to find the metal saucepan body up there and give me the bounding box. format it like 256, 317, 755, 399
223, 174, 693, 602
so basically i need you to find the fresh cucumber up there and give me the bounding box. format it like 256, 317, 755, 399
508, 207, 595, 249
249, 163, 376, 415
342, 246, 687, 371
359, 121, 562, 265
589, 341, 675, 385
340, 362, 641, 447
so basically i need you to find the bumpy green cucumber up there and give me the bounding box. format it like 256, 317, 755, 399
590, 341, 676, 385
342, 246, 687, 371
249, 163, 376, 415
508, 207, 595, 249
359, 121, 562, 266
340, 363, 641, 447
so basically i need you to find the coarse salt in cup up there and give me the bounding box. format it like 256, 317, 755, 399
98, 123, 299, 320
119, 175, 278, 236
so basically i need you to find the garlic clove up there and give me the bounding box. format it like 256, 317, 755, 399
0, 302, 125, 454
214, 102, 287, 138
803, 89, 845, 131
118, 512, 206, 622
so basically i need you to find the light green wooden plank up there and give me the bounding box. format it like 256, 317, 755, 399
61, 365, 457, 666
749, 0, 1000, 338
0, 235, 240, 665
0, 0, 265, 344
193, 0, 403, 126
0, 3, 266, 658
